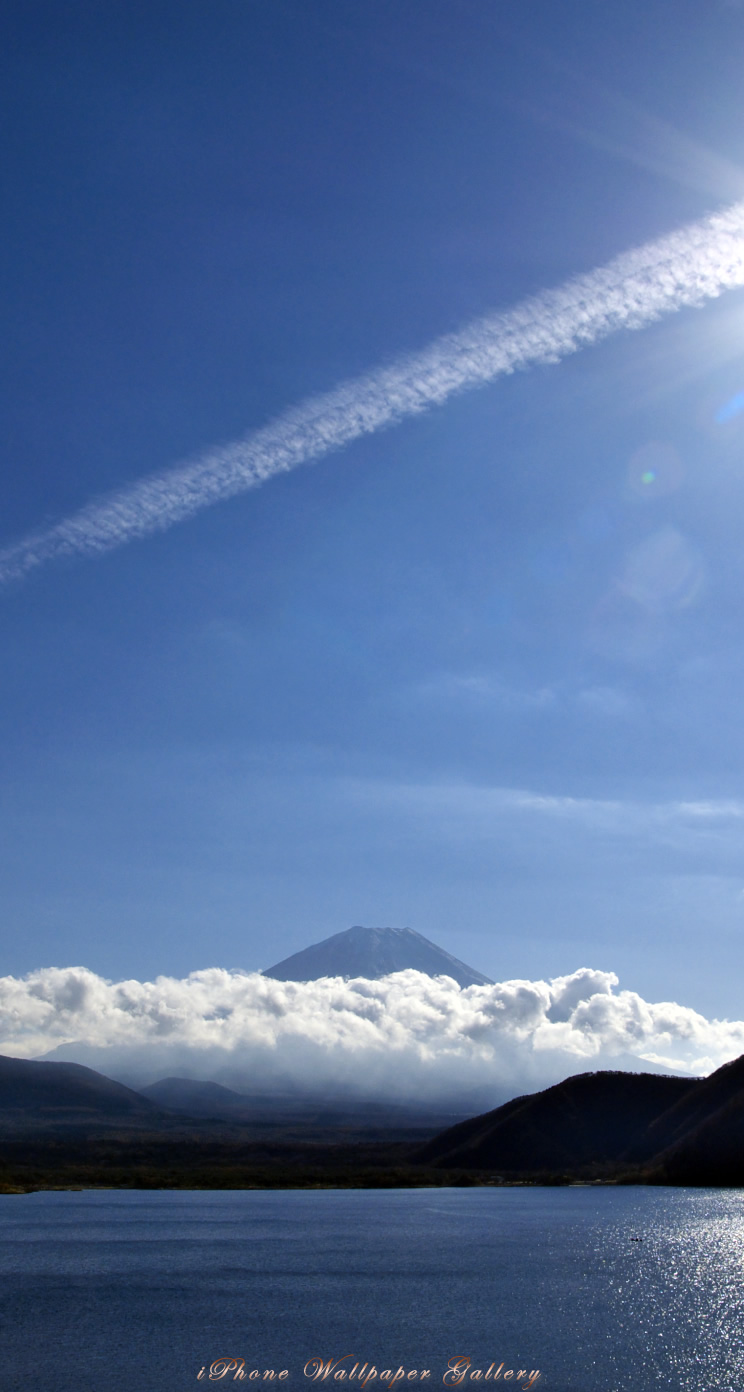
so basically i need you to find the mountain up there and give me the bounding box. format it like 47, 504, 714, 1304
262, 925, 494, 987
417, 1070, 696, 1172
0, 1053, 167, 1131
139, 1077, 257, 1117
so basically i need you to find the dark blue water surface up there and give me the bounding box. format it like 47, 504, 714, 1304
2, 1186, 743, 1392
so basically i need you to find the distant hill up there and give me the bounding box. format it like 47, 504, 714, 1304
0, 1054, 167, 1131
418, 1070, 696, 1172
139, 1077, 255, 1117
262, 925, 493, 987
138, 1076, 474, 1137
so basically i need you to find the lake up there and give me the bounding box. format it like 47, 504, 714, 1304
1, 1186, 742, 1391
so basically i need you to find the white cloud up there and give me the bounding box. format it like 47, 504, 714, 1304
1, 963, 742, 1101
1, 202, 743, 584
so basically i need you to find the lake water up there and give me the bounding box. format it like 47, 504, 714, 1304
1, 1186, 743, 1391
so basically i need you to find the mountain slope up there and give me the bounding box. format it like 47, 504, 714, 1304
262, 925, 493, 987
0, 1054, 167, 1130
418, 1070, 696, 1172
639, 1054, 744, 1184
624, 1052, 744, 1162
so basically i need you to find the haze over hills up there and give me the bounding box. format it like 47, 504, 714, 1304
6, 1048, 744, 1187
139, 1076, 472, 1137
262, 924, 494, 987
0, 1053, 462, 1142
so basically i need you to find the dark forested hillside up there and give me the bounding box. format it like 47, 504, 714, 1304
0, 1054, 166, 1129
417, 1070, 696, 1172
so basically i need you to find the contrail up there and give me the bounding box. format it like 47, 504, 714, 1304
3, 201, 744, 584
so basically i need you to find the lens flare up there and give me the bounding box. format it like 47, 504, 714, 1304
627, 442, 684, 498
620, 526, 704, 612
715, 389, 744, 425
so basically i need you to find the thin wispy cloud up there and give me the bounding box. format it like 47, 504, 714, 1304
347, 775, 744, 832
2, 202, 744, 584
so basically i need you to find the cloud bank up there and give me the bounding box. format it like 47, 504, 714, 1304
2, 965, 743, 1101
2, 201, 744, 584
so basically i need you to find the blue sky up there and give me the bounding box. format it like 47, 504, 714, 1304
4, 0, 744, 1021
